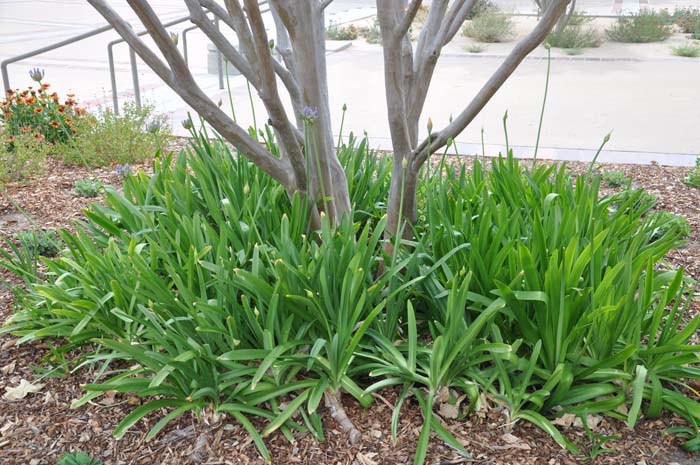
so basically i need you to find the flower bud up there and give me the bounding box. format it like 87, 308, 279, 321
427, 117, 433, 133
401, 158, 408, 169
28, 68, 44, 83
170, 32, 179, 46
243, 183, 250, 195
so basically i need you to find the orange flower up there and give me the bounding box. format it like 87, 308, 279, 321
67, 93, 75, 98
64, 118, 72, 126
49, 92, 58, 101
24, 96, 36, 105
21, 125, 31, 132
41, 83, 50, 89
57, 105, 65, 115
50, 120, 60, 128
76, 108, 87, 116
7, 135, 16, 143
3, 110, 11, 117
6, 89, 14, 96
34, 133, 45, 142
71, 128, 77, 135
33, 107, 43, 113
65, 98, 75, 106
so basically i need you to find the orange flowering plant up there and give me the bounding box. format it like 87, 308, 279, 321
0, 69, 86, 147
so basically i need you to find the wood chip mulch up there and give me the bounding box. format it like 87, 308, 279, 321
0, 147, 698, 465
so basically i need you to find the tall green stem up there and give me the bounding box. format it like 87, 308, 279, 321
533, 46, 552, 168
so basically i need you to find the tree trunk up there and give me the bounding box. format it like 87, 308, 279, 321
275, 0, 351, 224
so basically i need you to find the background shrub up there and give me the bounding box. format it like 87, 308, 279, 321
672, 42, 700, 57
602, 170, 631, 187
359, 18, 382, 44
61, 102, 170, 167
0, 130, 50, 182
15, 229, 61, 257
674, 7, 700, 33
74, 178, 103, 197
683, 157, 700, 188
606, 11, 673, 43
0, 84, 84, 145
546, 13, 602, 49
326, 22, 359, 40
462, 8, 514, 43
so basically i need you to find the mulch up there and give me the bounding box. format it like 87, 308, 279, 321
0, 145, 698, 465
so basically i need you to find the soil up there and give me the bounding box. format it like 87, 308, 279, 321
0, 146, 699, 465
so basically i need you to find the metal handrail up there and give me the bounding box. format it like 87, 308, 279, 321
2, 2, 269, 115
2, 24, 113, 94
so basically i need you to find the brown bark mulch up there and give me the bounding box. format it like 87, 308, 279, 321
0, 149, 698, 465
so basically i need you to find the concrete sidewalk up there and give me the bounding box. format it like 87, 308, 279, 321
1, 1, 699, 166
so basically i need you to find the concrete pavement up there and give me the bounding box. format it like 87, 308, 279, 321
1, 1, 699, 166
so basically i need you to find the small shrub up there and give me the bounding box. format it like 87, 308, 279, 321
683, 157, 700, 188
15, 229, 61, 257
672, 42, 700, 57
0, 79, 85, 145
602, 170, 631, 187
468, 0, 495, 19
57, 451, 103, 465
74, 178, 102, 197
563, 48, 583, 55
466, 43, 486, 53
462, 8, 514, 43
546, 13, 602, 49
674, 7, 700, 33
649, 211, 692, 241
606, 11, 673, 43
61, 102, 170, 167
359, 18, 382, 44
0, 130, 50, 182
326, 22, 359, 40
692, 32, 700, 40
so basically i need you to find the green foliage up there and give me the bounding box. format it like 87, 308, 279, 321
606, 12, 673, 43
0, 130, 50, 182
359, 19, 382, 44
462, 9, 514, 43
672, 42, 700, 57
649, 211, 692, 241
468, 0, 496, 19
61, 102, 170, 167
326, 22, 359, 40
683, 158, 700, 188
3, 131, 699, 464
602, 170, 630, 187
0, 83, 84, 145
15, 229, 61, 257
57, 451, 103, 465
546, 14, 602, 49
74, 178, 103, 198
466, 43, 486, 53
673, 7, 700, 33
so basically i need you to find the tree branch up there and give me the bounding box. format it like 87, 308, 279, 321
320, 0, 334, 11
411, 0, 570, 169
395, 0, 422, 40
88, 0, 294, 188
185, 0, 259, 86
244, 0, 308, 188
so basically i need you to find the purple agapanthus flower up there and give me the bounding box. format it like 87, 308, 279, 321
300, 106, 318, 124
116, 164, 132, 178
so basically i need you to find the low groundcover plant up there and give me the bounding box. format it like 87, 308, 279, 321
2, 124, 699, 464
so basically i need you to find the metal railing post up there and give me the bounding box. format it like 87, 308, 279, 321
107, 42, 120, 114
215, 17, 224, 90
1, 24, 113, 94
129, 47, 141, 109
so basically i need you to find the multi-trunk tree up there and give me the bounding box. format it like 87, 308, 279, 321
88, 0, 570, 238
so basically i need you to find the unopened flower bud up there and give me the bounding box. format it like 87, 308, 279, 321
427, 117, 433, 133
243, 183, 250, 195
342, 103, 347, 112
170, 32, 179, 46
28, 68, 44, 83
603, 132, 611, 143
181, 119, 193, 130
401, 158, 408, 169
